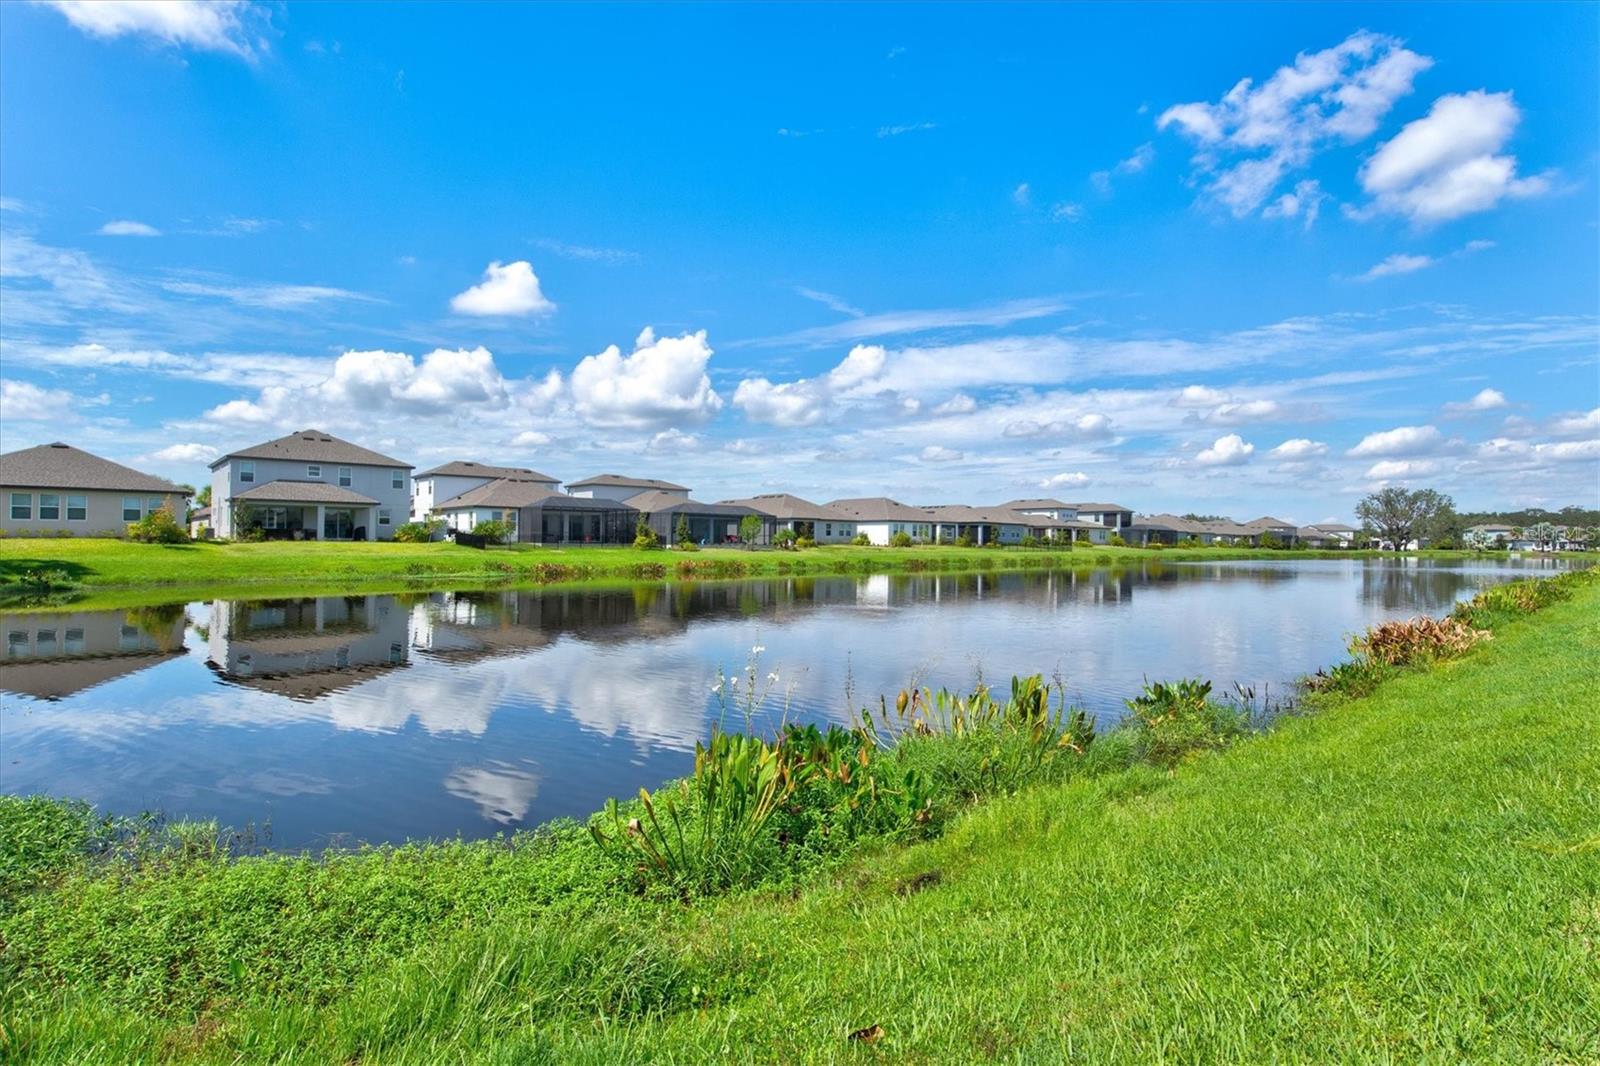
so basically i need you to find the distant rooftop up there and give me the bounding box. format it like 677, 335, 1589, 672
567, 473, 689, 492
415, 460, 559, 482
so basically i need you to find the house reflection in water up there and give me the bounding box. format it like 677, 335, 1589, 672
206, 595, 411, 700
0, 604, 188, 700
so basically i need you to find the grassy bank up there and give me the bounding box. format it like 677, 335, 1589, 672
0, 536, 1538, 609
1, 570, 1595, 1062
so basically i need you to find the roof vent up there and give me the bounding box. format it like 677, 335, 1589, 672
48, 442, 70, 448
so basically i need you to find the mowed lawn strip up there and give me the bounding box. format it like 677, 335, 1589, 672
0, 536, 1547, 602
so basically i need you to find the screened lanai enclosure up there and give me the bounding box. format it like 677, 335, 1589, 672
517, 496, 638, 545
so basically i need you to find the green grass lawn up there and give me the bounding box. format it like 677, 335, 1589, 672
0, 536, 1539, 609
2, 575, 1595, 1063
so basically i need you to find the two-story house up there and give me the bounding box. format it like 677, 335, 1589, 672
411, 460, 560, 522
208, 429, 412, 541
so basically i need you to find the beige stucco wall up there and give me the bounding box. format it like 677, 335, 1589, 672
1, 487, 186, 537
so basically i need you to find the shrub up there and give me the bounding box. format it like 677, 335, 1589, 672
633, 515, 661, 550
1019, 535, 1040, 549
473, 519, 511, 545
794, 536, 816, 550
675, 515, 693, 547
1108, 533, 1127, 547
850, 533, 871, 546
126, 506, 187, 544
393, 518, 443, 543
955, 533, 976, 548
889, 531, 913, 548
773, 528, 797, 550
738, 514, 764, 546
1124, 679, 1248, 767
1350, 616, 1490, 667
1259, 531, 1284, 550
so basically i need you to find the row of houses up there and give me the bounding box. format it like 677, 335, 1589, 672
0, 430, 1583, 551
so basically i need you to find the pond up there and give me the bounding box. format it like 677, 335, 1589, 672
0, 556, 1579, 848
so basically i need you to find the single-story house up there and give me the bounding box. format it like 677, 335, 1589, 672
919, 504, 1038, 545
430, 477, 641, 544
1238, 516, 1301, 546
627, 489, 772, 545
718, 493, 858, 543
209, 429, 411, 541
567, 474, 690, 502
1, 442, 189, 536
411, 461, 560, 523
826, 497, 936, 545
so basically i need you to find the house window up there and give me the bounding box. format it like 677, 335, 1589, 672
378, 509, 391, 525
66, 495, 86, 521
119, 625, 140, 651
36, 629, 57, 655
392, 469, 404, 489
262, 507, 287, 530
339, 467, 352, 487
238, 461, 255, 483
307, 464, 322, 478
148, 497, 165, 515
122, 497, 142, 522
6, 631, 28, 658
824, 523, 833, 537
9, 493, 31, 520
38, 494, 60, 520
490, 510, 503, 521
64, 628, 85, 654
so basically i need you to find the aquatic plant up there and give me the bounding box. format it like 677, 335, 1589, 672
1125, 679, 1249, 767
1350, 616, 1490, 667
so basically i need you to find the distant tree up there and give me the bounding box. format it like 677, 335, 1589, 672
675, 514, 693, 546
1355, 487, 1454, 553
195, 485, 212, 507
1181, 513, 1227, 523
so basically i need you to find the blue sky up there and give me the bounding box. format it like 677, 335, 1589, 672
2, 1, 1596, 521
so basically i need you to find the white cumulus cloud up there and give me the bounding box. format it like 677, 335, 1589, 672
1364, 458, 1438, 480
1195, 433, 1254, 466
449, 260, 555, 316
570, 327, 722, 429
919, 445, 963, 463
1040, 471, 1090, 489
1269, 438, 1328, 459
1356, 253, 1435, 281
1159, 31, 1432, 217
1347, 424, 1443, 457
1357, 91, 1550, 223
1443, 387, 1508, 413
40, 0, 267, 59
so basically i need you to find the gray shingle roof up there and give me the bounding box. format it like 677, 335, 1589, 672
1063, 502, 1133, 513
719, 493, 852, 521
414, 460, 559, 482
0, 443, 188, 493
826, 497, 930, 522
626, 490, 758, 516
567, 473, 690, 492
1001, 498, 1074, 511
234, 480, 379, 505
212, 429, 410, 469
435, 478, 561, 510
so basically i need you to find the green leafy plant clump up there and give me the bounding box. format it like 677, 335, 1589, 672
125, 506, 187, 544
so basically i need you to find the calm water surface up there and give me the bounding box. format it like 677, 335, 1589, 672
0, 557, 1576, 848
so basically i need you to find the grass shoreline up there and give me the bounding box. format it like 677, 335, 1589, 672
2, 569, 1595, 1062
0, 537, 1570, 611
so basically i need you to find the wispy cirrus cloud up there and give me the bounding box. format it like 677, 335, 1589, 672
38, 0, 271, 60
